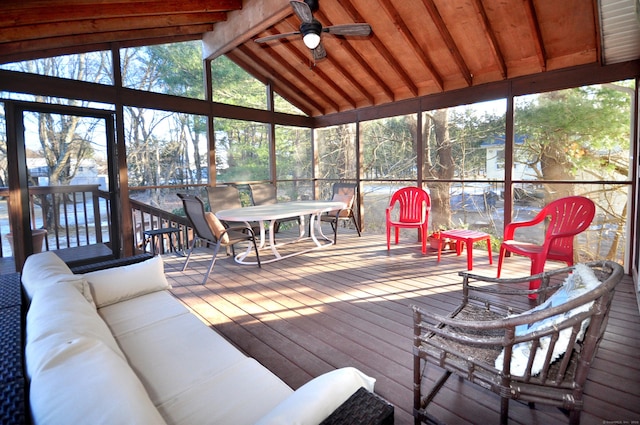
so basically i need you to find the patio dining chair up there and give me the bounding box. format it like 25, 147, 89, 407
207, 185, 260, 231
319, 182, 361, 244
497, 196, 596, 294
206, 185, 243, 211
386, 186, 431, 254
178, 193, 260, 284
248, 183, 299, 232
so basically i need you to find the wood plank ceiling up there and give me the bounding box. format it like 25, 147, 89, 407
0, 0, 242, 62
205, 0, 604, 117
0, 0, 635, 118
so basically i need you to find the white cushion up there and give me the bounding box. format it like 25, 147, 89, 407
496, 264, 602, 376
25, 282, 125, 378
98, 291, 190, 337
21, 251, 74, 300
255, 367, 376, 425
156, 358, 293, 425
83, 256, 170, 308
29, 336, 166, 425
113, 312, 248, 406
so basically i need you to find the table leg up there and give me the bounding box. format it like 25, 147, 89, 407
297, 215, 306, 240
257, 221, 267, 249
268, 219, 282, 259
486, 237, 493, 265
465, 239, 473, 270
311, 212, 333, 245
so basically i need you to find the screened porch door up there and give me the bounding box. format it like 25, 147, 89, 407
2, 101, 119, 271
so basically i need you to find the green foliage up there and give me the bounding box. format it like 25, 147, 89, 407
515, 82, 632, 183
215, 118, 270, 182
146, 42, 204, 99
211, 56, 266, 109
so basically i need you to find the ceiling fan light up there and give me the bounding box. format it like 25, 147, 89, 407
301, 20, 322, 49
303, 33, 321, 49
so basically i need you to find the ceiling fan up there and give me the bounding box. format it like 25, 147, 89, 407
254, 0, 372, 61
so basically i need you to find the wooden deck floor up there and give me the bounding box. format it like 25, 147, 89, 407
161, 228, 640, 425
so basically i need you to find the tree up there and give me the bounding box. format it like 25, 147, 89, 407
423, 109, 453, 230
7, 53, 111, 231
515, 84, 631, 200
515, 83, 633, 261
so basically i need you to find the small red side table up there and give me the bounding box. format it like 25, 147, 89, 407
437, 229, 493, 270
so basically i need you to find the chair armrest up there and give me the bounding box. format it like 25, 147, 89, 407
503, 213, 547, 240
221, 225, 257, 239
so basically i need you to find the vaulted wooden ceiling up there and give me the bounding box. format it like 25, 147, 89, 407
1, 0, 639, 118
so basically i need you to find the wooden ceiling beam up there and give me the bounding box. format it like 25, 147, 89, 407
316, 10, 392, 102
0, 25, 213, 59
471, 0, 507, 79
339, 1, 418, 98
377, 0, 444, 91
309, 11, 374, 106
0, 12, 227, 43
203, 0, 292, 60
237, 44, 336, 114
273, 18, 359, 109
0, 35, 201, 65
262, 31, 358, 109
0, 0, 241, 26
421, 0, 473, 86
323, 45, 375, 106
226, 49, 316, 116
523, 0, 547, 71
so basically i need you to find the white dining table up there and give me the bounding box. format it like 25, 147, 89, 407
215, 200, 346, 264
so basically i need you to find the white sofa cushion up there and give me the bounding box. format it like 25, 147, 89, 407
84, 255, 170, 308
21, 251, 95, 304
98, 290, 190, 337
255, 367, 376, 425
29, 336, 166, 425
112, 310, 248, 407
156, 358, 293, 425
25, 281, 125, 378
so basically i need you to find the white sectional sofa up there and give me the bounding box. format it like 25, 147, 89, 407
21, 252, 388, 425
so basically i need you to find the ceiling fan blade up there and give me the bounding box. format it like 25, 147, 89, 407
255, 31, 300, 43
290, 1, 314, 23
313, 42, 327, 61
324, 23, 372, 37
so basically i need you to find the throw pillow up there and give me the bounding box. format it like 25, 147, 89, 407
21, 251, 74, 300
205, 212, 230, 244
255, 367, 376, 425
25, 282, 125, 378
495, 264, 602, 376
83, 256, 170, 308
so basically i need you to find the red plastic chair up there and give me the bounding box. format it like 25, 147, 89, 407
497, 196, 596, 293
386, 187, 431, 254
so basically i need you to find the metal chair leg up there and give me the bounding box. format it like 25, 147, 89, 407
202, 241, 222, 284
182, 238, 197, 271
